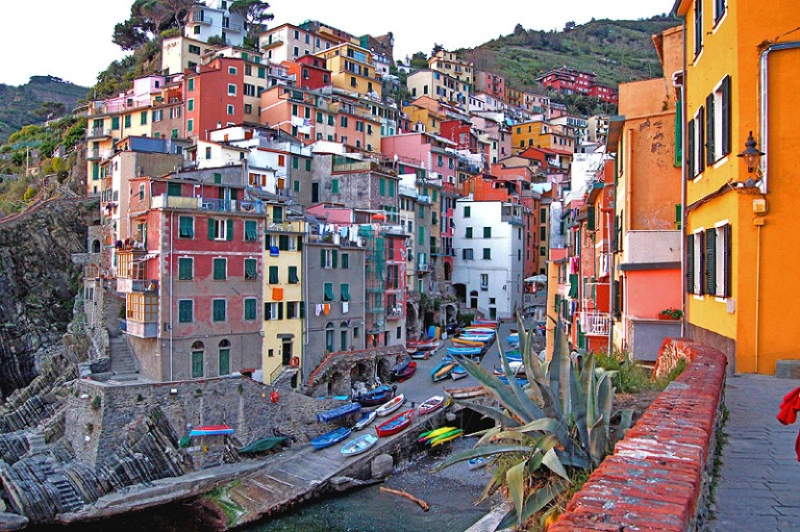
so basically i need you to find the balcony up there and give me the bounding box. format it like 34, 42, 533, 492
86, 127, 112, 139
126, 319, 158, 338
386, 307, 403, 320
417, 195, 433, 205
86, 148, 113, 161
580, 311, 611, 336
149, 194, 265, 215
117, 278, 158, 294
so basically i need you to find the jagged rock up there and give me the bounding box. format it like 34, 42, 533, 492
0, 512, 28, 530
89, 358, 111, 374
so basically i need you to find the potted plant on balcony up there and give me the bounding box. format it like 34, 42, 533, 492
658, 308, 683, 320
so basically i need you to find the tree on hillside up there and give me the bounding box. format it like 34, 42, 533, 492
564, 21, 576, 31
113, 0, 154, 50
431, 43, 444, 56
112, 0, 194, 50
229, 0, 274, 49
157, 0, 195, 31
410, 52, 429, 70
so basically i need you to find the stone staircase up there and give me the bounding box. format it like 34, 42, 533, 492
271, 367, 299, 391
109, 336, 138, 379
25, 432, 47, 455
49, 473, 83, 512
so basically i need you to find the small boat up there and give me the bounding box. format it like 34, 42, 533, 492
392, 361, 417, 382
493, 360, 526, 376
451, 366, 468, 380
353, 410, 377, 431
447, 347, 482, 357
464, 327, 496, 334
391, 358, 410, 376
444, 386, 487, 400
353, 385, 394, 407
507, 333, 519, 342
431, 362, 456, 382
375, 394, 405, 417
189, 425, 235, 437
409, 350, 430, 360
468, 457, 488, 470
316, 402, 362, 423
418, 426, 457, 443
237, 436, 288, 455
375, 409, 414, 437
498, 376, 529, 386
472, 320, 498, 327
430, 428, 464, 447
310, 427, 352, 450
418, 395, 445, 415
459, 334, 493, 342
452, 338, 484, 347
341, 434, 378, 456
407, 339, 440, 351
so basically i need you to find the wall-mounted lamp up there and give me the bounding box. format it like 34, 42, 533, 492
737, 131, 765, 175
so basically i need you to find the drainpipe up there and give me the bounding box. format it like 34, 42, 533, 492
606, 206, 614, 356
676, 73, 687, 339
169, 211, 174, 381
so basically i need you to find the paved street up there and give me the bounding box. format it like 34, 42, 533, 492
710, 374, 800, 532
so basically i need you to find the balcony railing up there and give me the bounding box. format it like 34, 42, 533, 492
149, 194, 265, 214
86, 127, 112, 139
86, 148, 113, 160
117, 278, 159, 294
580, 311, 611, 336
386, 307, 403, 320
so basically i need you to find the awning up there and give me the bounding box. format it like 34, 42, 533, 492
524, 275, 547, 283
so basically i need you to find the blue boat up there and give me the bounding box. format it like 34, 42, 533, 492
316, 402, 362, 424
447, 347, 482, 356
353, 385, 394, 407
459, 335, 493, 342
498, 376, 529, 386
504, 351, 523, 361
311, 427, 352, 450
451, 366, 468, 380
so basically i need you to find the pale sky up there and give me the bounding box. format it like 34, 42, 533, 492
2, 0, 674, 87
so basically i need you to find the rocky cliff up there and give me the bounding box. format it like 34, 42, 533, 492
0, 195, 98, 398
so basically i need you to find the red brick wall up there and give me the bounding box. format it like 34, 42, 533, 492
550, 339, 727, 531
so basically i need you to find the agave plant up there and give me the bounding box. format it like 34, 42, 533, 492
433, 315, 633, 528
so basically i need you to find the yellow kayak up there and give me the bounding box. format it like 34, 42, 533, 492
453, 338, 483, 347
431, 429, 464, 447
417, 426, 457, 443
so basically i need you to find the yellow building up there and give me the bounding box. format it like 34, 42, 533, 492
511, 120, 574, 152
262, 205, 305, 386
428, 50, 474, 86
402, 103, 445, 134
676, 0, 800, 374
316, 43, 382, 98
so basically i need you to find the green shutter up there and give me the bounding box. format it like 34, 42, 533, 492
179, 300, 193, 322
321, 249, 326, 268
305, 159, 312, 171
341, 253, 349, 269
245, 220, 257, 241
675, 204, 682, 230
168, 182, 182, 196
721, 76, 731, 156
288, 266, 299, 283
219, 349, 230, 374
245, 259, 257, 279
208, 219, 217, 240
277, 302, 284, 320
279, 234, 289, 250
192, 351, 203, 378
569, 274, 579, 299
332, 249, 338, 268
340, 283, 351, 301
299, 301, 305, 318
111, 116, 120, 130
212, 300, 226, 322
269, 265, 279, 284
226, 219, 234, 241
706, 94, 715, 165
213, 173, 222, 184
332, 179, 339, 194
324, 282, 335, 301
587, 207, 595, 231
213, 258, 227, 280
179, 216, 194, 238
178, 258, 193, 280
379, 178, 386, 196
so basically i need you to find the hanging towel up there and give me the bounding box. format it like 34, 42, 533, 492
315, 304, 323, 317
342, 301, 349, 314
323, 303, 331, 315
777, 387, 800, 461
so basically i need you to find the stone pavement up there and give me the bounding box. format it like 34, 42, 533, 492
710, 374, 800, 532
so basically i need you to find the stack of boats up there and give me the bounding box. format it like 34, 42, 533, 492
433, 320, 498, 381
407, 337, 442, 360
309, 389, 449, 456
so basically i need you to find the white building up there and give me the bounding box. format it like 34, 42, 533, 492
185, 0, 246, 47
453, 198, 525, 320
259, 23, 338, 64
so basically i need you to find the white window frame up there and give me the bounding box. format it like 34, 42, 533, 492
213, 219, 227, 241
227, 83, 237, 96
712, 79, 726, 163
692, 229, 704, 296
714, 221, 730, 298
322, 249, 333, 269
265, 302, 279, 321
226, 104, 235, 116
212, 298, 227, 322
692, 108, 703, 179
228, 66, 237, 75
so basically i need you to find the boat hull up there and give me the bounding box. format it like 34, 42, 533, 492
452, 338, 483, 347
311, 427, 352, 450
418, 395, 445, 415
375, 409, 414, 437
353, 411, 377, 431
375, 394, 405, 417
341, 434, 378, 456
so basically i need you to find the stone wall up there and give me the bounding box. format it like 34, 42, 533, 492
550, 338, 727, 532
66, 376, 337, 468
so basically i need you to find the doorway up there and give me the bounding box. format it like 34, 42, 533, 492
281, 341, 292, 366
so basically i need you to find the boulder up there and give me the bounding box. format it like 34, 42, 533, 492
371, 454, 393, 479
0, 512, 29, 530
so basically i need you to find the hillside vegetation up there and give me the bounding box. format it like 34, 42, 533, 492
0, 76, 88, 142
461, 15, 679, 110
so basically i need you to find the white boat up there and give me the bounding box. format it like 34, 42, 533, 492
353, 410, 377, 431
341, 434, 378, 456
375, 394, 405, 417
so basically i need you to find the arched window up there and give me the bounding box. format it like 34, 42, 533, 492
325, 323, 335, 353
218, 339, 231, 375
191, 341, 204, 378
92, 240, 101, 253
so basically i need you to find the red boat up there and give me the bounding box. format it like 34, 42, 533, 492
375, 409, 415, 437
392, 361, 417, 382
406, 339, 440, 351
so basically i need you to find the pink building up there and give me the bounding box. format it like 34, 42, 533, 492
475, 71, 506, 101
380, 133, 457, 185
